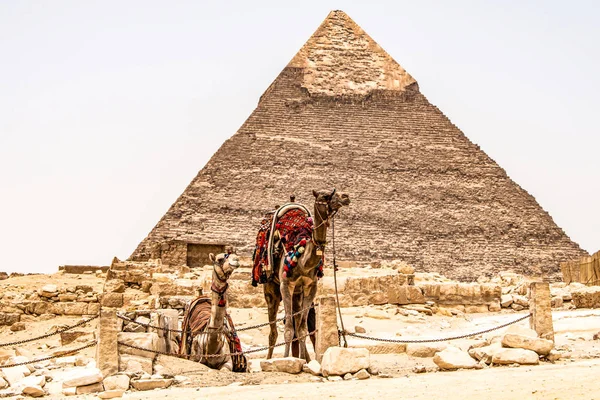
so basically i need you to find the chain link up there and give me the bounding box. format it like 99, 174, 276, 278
0, 341, 97, 368
0, 314, 99, 348
116, 304, 317, 334
118, 329, 318, 359
343, 313, 532, 344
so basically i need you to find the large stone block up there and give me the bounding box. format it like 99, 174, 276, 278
119, 354, 153, 375
101, 293, 124, 308
320, 347, 370, 376
260, 357, 306, 374
433, 346, 478, 370
492, 348, 539, 365
117, 332, 160, 360
62, 367, 103, 388
571, 286, 600, 309
0, 313, 20, 326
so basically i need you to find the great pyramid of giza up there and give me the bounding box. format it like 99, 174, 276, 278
131, 10, 586, 280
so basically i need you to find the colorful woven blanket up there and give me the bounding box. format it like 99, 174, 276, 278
252, 207, 316, 285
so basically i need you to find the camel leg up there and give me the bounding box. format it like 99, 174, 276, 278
219, 338, 233, 372
264, 281, 281, 359
280, 278, 296, 358
291, 291, 303, 358
298, 283, 318, 362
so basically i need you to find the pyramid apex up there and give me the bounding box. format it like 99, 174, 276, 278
286, 11, 417, 96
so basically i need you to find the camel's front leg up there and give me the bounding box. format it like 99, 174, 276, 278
298, 282, 318, 362
280, 277, 296, 358
219, 337, 233, 372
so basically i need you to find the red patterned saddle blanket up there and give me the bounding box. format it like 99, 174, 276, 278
252, 207, 313, 285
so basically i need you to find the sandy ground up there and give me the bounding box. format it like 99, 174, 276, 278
123, 359, 600, 400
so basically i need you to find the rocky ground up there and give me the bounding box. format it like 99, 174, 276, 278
1, 271, 600, 399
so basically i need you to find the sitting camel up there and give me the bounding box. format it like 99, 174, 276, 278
263, 189, 350, 361
180, 252, 245, 371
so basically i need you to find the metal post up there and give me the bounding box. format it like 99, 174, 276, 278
529, 282, 554, 341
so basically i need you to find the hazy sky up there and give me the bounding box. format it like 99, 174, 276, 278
1, 1, 598, 274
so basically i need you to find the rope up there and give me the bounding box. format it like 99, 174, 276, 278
331, 215, 348, 348
0, 314, 99, 348
0, 341, 97, 368
118, 330, 318, 359
343, 313, 531, 344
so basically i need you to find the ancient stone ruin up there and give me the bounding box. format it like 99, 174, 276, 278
131, 10, 585, 281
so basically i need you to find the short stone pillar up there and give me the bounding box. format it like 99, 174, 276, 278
96, 308, 119, 376
315, 295, 338, 363
529, 282, 554, 341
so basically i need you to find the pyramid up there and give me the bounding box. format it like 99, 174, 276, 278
131, 10, 586, 280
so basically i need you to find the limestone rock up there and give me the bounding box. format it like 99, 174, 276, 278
101, 293, 124, 308
62, 367, 103, 387
103, 374, 130, 391
98, 389, 126, 399
571, 287, 600, 308
321, 347, 370, 376
502, 327, 554, 355
500, 294, 513, 308
117, 332, 160, 360
61, 330, 90, 346
21, 385, 45, 397
488, 301, 501, 312
119, 355, 153, 375
354, 325, 366, 334
406, 343, 447, 358
433, 346, 478, 370
131, 379, 173, 391
468, 342, 502, 364
10, 322, 25, 332
105, 279, 125, 293
1, 365, 28, 386
0, 377, 7, 390
76, 382, 104, 395
260, 357, 305, 374
303, 360, 321, 376
353, 369, 370, 379
492, 348, 539, 365
465, 305, 489, 314
0, 313, 20, 326
512, 295, 529, 308
40, 285, 58, 298
551, 296, 563, 308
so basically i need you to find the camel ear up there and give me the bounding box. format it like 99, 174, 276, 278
312, 189, 319, 198
330, 188, 336, 197
209, 253, 215, 262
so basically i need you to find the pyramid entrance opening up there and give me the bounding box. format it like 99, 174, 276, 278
186, 243, 226, 268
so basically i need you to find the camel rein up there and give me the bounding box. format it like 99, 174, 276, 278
314, 201, 348, 347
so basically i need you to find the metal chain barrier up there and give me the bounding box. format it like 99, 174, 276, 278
0, 314, 99, 348
342, 313, 532, 344
116, 304, 317, 334
0, 341, 97, 368
118, 330, 318, 359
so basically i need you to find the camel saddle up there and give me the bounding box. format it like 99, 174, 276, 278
251, 203, 313, 286
180, 295, 247, 372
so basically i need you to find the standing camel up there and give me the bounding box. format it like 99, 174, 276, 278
180, 252, 243, 371
262, 189, 350, 361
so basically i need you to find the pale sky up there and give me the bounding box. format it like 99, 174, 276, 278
1, 1, 598, 274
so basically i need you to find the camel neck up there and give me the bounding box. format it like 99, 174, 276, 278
313, 204, 328, 245
209, 271, 227, 329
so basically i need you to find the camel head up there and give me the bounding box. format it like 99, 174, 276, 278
312, 188, 351, 216
209, 251, 240, 282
